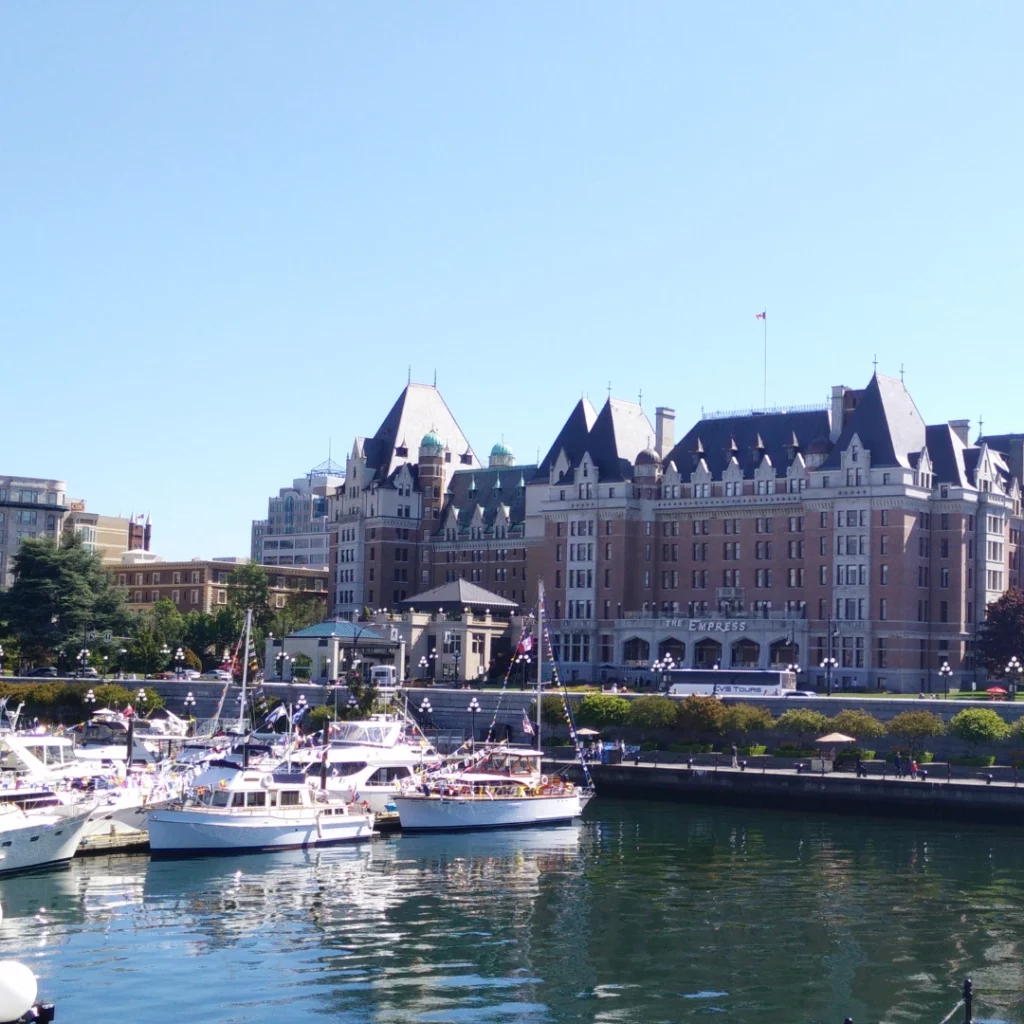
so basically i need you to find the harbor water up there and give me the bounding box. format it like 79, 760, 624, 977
3, 799, 1022, 1024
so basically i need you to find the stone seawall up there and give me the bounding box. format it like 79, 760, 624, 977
549, 760, 1024, 826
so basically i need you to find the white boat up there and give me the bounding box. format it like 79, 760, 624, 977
147, 764, 375, 854
393, 747, 590, 831
284, 714, 441, 813
0, 800, 94, 876
393, 580, 594, 832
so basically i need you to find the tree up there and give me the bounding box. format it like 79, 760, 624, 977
628, 695, 678, 730
126, 617, 167, 676
269, 593, 324, 639
0, 533, 132, 662
948, 708, 1009, 749
576, 694, 631, 728
887, 710, 945, 757
676, 695, 727, 740
829, 708, 886, 740
723, 703, 774, 737
528, 695, 572, 728
774, 708, 829, 746
977, 588, 1024, 677
151, 599, 185, 646
227, 562, 271, 628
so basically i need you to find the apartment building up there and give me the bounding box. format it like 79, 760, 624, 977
0, 476, 68, 587
66, 508, 151, 563
111, 556, 328, 616
251, 461, 343, 568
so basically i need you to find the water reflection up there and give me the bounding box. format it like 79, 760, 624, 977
0, 807, 1020, 1024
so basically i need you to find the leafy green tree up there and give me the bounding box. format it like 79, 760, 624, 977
151, 599, 185, 646
948, 708, 1010, 749
126, 618, 168, 676
528, 695, 572, 728
773, 708, 829, 746
628, 695, 678, 729
887, 710, 945, 757
576, 693, 631, 728
676, 695, 727, 739
307, 705, 334, 732
0, 533, 132, 662
293, 653, 313, 680
829, 708, 886, 740
977, 588, 1024, 677
228, 563, 271, 628
182, 611, 220, 667
723, 703, 774, 737
269, 593, 324, 638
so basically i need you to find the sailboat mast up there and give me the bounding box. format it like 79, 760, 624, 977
238, 608, 252, 734
536, 581, 544, 749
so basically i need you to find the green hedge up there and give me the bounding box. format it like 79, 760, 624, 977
948, 755, 997, 767
739, 744, 767, 756
885, 750, 935, 763
667, 742, 714, 754
772, 747, 818, 758
835, 748, 876, 762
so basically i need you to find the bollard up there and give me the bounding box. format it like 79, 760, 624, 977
883, 763, 887, 779
740, 760, 747, 772
963, 977, 972, 1024
948, 763, 952, 783
919, 769, 927, 781
796, 762, 804, 775
715, 753, 719, 772
687, 757, 693, 770
986, 774, 993, 785
843, 1018, 854, 1024
634, 752, 640, 767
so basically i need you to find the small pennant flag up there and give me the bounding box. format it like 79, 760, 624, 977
521, 710, 535, 736
517, 634, 533, 655
755, 311, 766, 320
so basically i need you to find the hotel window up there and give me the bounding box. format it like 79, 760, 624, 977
819, 564, 827, 585
940, 600, 948, 623
845, 598, 857, 619
118, 574, 126, 585
190, 589, 199, 604
217, 590, 227, 605
133, 591, 142, 603
822, 476, 830, 489
820, 511, 828, 529
880, 535, 889, 555
940, 567, 949, 588
880, 564, 888, 585
172, 589, 180, 603
877, 637, 888, 668
190, 571, 200, 584
644, 571, 651, 589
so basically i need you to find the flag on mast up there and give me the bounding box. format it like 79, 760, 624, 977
755, 311, 766, 320
521, 709, 535, 736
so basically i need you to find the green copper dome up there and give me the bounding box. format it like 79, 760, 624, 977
490, 441, 513, 457
420, 431, 443, 451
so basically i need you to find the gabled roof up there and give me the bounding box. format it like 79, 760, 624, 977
286, 621, 389, 641
438, 465, 534, 535
538, 399, 598, 479
584, 399, 655, 482
398, 579, 519, 610
822, 373, 926, 470
362, 384, 478, 481
667, 409, 830, 478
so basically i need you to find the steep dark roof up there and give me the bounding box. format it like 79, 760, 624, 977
924, 424, 969, 487
667, 409, 830, 477
584, 399, 655, 482
362, 384, 478, 482
398, 579, 519, 610
439, 465, 533, 535
822, 373, 925, 470
981, 434, 1024, 485
538, 399, 598, 479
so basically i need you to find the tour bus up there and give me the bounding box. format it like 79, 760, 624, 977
370, 665, 398, 688
665, 668, 796, 698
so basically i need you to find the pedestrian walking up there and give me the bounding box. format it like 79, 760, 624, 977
856, 755, 865, 778
894, 752, 903, 778
731, 743, 738, 768
910, 758, 919, 779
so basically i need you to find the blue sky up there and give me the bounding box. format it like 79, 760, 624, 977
3, 2, 1022, 560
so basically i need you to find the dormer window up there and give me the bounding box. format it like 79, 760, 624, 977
851, 446, 858, 463
460, 453, 472, 465
395, 445, 408, 458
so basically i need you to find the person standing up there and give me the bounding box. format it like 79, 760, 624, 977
894, 752, 903, 779
731, 743, 739, 769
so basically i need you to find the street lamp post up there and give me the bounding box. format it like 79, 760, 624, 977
118, 647, 127, 679
136, 687, 148, 715
0, 644, 5, 677
788, 662, 801, 687
820, 657, 838, 697
467, 696, 481, 750
939, 660, 953, 699
515, 652, 532, 691
1007, 656, 1022, 701
175, 647, 185, 679
101, 655, 108, 680
160, 644, 170, 674
77, 648, 90, 679
295, 693, 308, 733
418, 697, 433, 729
418, 655, 428, 682
84, 688, 96, 715
183, 691, 196, 735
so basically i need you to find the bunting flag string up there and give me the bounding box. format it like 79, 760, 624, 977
537, 590, 594, 789
484, 608, 536, 742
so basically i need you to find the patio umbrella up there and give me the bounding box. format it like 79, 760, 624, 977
576, 727, 601, 737
986, 687, 1007, 696
815, 732, 857, 744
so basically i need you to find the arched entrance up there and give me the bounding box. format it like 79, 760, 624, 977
769, 639, 800, 667
694, 638, 722, 669
731, 638, 760, 668
623, 637, 650, 665
658, 637, 685, 665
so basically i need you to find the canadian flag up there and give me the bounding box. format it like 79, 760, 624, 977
517, 634, 533, 655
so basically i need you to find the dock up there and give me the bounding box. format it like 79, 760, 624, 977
77, 832, 150, 857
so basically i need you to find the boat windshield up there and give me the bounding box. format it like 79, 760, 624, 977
302, 760, 367, 778
470, 752, 539, 777
331, 721, 401, 748
2, 740, 76, 769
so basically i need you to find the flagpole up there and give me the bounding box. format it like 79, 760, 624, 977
762, 308, 767, 409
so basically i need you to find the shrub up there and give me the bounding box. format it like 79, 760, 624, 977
885, 750, 935, 764
667, 742, 713, 754
886, 711, 945, 756
738, 744, 767, 756
772, 746, 818, 758
723, 704, 773, 736
949, 755, 997, 767
576, 694, 631, 728
829, 709, 886, 740
1010, 719, 1024, 740
528, 695, 573, 728
639, 739, 661, 751
773, 709, 829, 745
835, 748, 876, 763
676, 695, 727, 738
948, 708, 1010, 747
628, 695, 678, 729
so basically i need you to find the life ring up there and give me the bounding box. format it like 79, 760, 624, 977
540, 775, 549, 786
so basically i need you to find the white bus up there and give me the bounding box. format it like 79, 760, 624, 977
665, 668, 797, 698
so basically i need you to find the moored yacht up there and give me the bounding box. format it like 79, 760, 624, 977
147, 763, 375, 855
0, 799, 95, 876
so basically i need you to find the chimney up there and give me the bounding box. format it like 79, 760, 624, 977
949, 419, 971, 446
655, 407, 675, 458
830, 386, 848, 443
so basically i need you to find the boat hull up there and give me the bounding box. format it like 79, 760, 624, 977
0, 806, 93, 876
147, 809, 374, 854
393, 792, 585, 832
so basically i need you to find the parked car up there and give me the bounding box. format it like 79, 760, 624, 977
183, 669, 201, 680
27, 666, 58, 677
783, 690, 820, 698
76, 668, 100, 679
